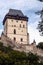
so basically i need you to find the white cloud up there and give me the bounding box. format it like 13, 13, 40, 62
0, 0, 43, 11
28, 21, 43, 44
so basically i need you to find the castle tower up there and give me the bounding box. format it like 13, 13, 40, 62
3, 9, 29, 45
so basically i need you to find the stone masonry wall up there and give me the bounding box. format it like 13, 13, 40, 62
0, 33, 43, 57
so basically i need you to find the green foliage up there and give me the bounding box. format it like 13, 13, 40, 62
0, 42, 43, 65
27, 52, 39, 63
37, 42, 43, 49
38, 0, 43, 2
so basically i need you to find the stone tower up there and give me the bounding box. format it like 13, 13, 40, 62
3, 9, 29, 45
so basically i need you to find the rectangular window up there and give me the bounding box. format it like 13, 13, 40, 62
11, 19, 13, 22
14, 29, 16, 34
20, 24, 21, 27
23, 25, 25, 28
21, 21, 23, 23
14, 37, 16, 42
16, 20, 18, 22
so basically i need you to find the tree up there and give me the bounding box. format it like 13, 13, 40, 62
37, 42, 43, 49
36, 0, 43, 36
27, 52, 39, 64
36, 9, 43, 36
0, 42, 43, 65
38, 0, 43, 2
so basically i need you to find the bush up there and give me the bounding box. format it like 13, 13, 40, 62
37, 42, 43, 49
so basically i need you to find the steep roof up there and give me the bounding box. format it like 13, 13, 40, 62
8, 9, 24, 16
3, 9, 28, 25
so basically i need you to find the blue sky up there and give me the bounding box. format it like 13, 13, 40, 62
0, 0, 43, 44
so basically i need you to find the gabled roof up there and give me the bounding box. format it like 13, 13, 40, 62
3, 9, 28, 25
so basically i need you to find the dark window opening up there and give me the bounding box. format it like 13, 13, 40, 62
14, 37, 16, 41
23, 25, 25, 28
21, 21, 23, 23
11, 19, 13, 22
21, 38, 23, 42
14, 29, 16, 34
16, 20, 18, 22
20, 24, 21, 27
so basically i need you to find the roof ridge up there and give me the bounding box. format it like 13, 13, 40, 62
9, 9, 21, 11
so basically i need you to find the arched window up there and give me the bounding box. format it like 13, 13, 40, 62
14, 29, 16, 34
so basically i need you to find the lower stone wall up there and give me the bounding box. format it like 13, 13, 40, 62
0, 33, 43, 57
25, 45, 43, 56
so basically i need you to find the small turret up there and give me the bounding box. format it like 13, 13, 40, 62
33, 40, 36, 46
31, 40, 36, 46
